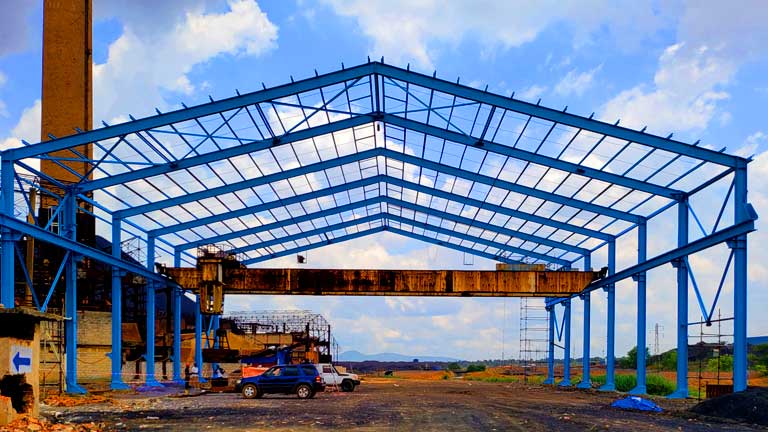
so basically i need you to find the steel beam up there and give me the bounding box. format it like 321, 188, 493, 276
164, 267, 598, 297
4, 63, 376, 160
243, 226, 383, 264
373, 62, 742, 168
546, 217, 756, 307
82, 115, 374, 192
114, 148, 382, 219
630, 222, 648, 395
383, 114, 681, 198
194, 295, 206, 383
385, 149, 642, 223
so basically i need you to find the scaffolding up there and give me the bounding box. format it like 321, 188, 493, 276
225, 310, 337, 362
689, 309, 734, 400
519, 298, 548, 383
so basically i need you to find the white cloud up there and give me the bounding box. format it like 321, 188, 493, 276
600, 2, 768, 134
517, 84, 547, 101
554, 65, 602, 97
0, 99, 41, 152
321, 0, 667, 68
93, 0, 278, 121
0, 70, 7, 118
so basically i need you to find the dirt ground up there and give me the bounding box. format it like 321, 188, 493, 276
37, 379, 766, 432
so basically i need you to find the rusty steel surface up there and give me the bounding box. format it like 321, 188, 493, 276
164, 268, 599, 297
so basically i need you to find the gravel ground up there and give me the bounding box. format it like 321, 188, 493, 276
39, 379, 767, 431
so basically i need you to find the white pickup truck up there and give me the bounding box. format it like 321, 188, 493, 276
316, 364, 361, 392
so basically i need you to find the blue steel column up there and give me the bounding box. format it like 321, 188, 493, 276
144, 236, 162, 387
577, 254, 592, 389
543, 302, 555, 385
599, 241, 616, 391
559, 299, 572, 387
195, 295, 206, 383
1, 159, 15, 309
733, 164, 748, 392
64, 193, 86, 394
670, 199, 689, 398
630, 222, 648, 394
110, 218, 130, 390
172, 251, 183, 384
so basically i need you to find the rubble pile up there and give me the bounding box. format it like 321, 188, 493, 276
0, 415, 103, 432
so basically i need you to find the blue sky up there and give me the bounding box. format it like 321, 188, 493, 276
1, 0, 767, 361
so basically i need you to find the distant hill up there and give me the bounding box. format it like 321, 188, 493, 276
338, 350, 461, 362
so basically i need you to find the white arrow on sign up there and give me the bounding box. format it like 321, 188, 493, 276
10, 345, 32, 374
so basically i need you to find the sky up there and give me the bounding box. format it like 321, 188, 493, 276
1, 0, 767, 361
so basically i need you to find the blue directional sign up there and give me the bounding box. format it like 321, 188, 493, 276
11, 345, 32, 374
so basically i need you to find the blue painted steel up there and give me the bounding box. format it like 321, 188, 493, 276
670, 199, 690, 399
242, 227, 383, 265
385, 177, 612, 241
576, 290, 591, 389
1, 159, 15, 309
629, 222, 648, 395
211, 315, 221, 377
599, 242, 616, 392
559, 299, 572, 387
172, 251, 183, 384
545, 217, 756, 308
0, 214, 166, 283
685, 257, 710, 320
41, 252, 70, 312
181, 198, 381, 251
2, 63, 375, 161
544, 304, 555, 385
150, 177, 380, 237
707, 250, 734, 323
114, 148, 382, 218
13, 245, 40, 310
387, 149, 642, 223
144, 236, 162, 387
383, 114, 681, 198
373, 62, 742, 167
63, 194, 86, 394
83, 115, 374, 192
110, 218, 130, 390
194, 296, 206, 383
733, 165, 748, 392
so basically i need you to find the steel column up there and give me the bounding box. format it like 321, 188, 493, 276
110, 218, 129, 390
630, 222, 648, 394
0, 159, 15, 309
733, 165, 748, 392
544, 303, 555, 385
63, 193, 86, 394
599, 241, 616, 391
195, 295, 206, 383
144, 236, 162, 387
670, 199, 689, 398
577, 254, 592, 389
559, 299, 572, 387
172, 251, 183, 384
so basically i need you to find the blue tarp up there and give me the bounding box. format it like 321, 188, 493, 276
611, 396, 663, 412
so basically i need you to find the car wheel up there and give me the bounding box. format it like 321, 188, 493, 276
242, 383, 260, 399
296, 384, 313, 399
341, 380, 354, 392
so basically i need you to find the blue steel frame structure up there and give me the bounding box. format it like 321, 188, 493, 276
0, 60, 757, 396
